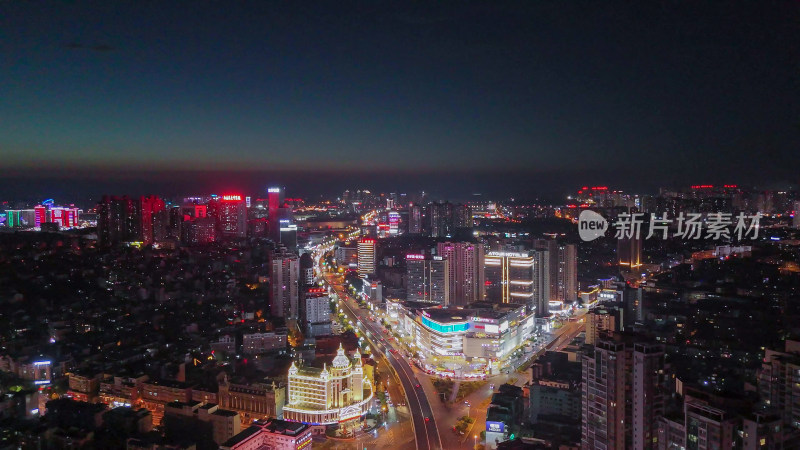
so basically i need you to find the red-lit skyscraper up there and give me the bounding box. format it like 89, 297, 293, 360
215, 194, 247, 239
140, 195, 166, 246
267, 187, 284, 241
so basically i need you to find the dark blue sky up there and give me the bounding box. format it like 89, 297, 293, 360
1, 1, 799, 200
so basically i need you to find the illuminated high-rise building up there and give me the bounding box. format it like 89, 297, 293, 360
267, 187, 284, 241
436, 242, 484, 306
184, 216, 216, 246
34, 205, 46, 227
388, 210, 400, 235
484, 251, 548, 311
279, 219, 298, 250
357, 238, 377, 276
215, 195, 247, 239
485, 251, 532, 305
97, 195, 142, 246
533, 239, 577, 304
532, 249, 550, 316
48, 206, 81, 228
452, 204, 472, 229
426, 202, 449, 237
758, 340, 800, 434
581, 335, 665, 450
140, 195, 166, 246
618, 235, 642, 271
423, 202, 472, 238
557, 243, 578, 302
408, 204, 423, 234
271, 246, 299, 319
406, 255, 449, 304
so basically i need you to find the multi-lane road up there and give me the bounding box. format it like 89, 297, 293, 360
326, 271, 443, 450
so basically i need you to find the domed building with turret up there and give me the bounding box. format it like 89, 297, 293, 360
282, 344, 373, 425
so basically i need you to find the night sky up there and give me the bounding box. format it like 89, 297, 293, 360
2, 1, 799, 201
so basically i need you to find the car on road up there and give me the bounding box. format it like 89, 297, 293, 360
424, 417, 430, 422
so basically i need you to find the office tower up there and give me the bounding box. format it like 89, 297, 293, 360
533, 239, 559, 302
408, 204, 423, 234
279, 219, 298, 250
557, 243, 578, 302
425, 201, 472, 238
140, 195, 166, 246
271, 247, 299, 319
267, 187, 284, 241
97, 195, 142, 246
437, 242, 485, 306
215, 194, 247, 239
484, 251, 539, 307
532, 250, 550, 316
357, 238, 377, 276
618, 235, 642, 271
406, 255, 449, 304
533, 240, 578, 304
581, 335, 665, 450
426, 202, 445, 237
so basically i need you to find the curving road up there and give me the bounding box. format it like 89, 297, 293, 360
324, 270, 443, 450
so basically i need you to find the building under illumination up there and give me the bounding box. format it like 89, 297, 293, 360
271, 246, 299, 319
484, 251, 549, 312
282, 345, 373, 425
617, 235, 642, 271
215, 195, 247, 239
357, 238, 376, 276
395, 302, 535, 374
406, 254, 449, 304
437, 242, 485, 306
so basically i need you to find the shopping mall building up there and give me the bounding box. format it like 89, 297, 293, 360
392, 301, 536, 375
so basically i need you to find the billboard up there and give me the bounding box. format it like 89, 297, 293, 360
486, 421, 505, 433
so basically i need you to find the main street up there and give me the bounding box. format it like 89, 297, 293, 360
326, 270, 443, 450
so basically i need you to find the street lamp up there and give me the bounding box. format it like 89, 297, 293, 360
474, 435, 478, 448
